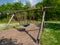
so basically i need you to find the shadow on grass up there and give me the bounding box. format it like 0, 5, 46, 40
45, 23, 60, 30
0, 37, 23, 45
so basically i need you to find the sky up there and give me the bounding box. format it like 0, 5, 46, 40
0, 0, 42, 5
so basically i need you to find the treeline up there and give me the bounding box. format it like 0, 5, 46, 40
0, 1, 42, 22
43, 0, 60, 21
0, 0, 60, 22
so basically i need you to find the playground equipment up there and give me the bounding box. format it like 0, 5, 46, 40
0, 6, 53, 45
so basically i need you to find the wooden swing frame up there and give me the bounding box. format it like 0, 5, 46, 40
0, 6, 53, 45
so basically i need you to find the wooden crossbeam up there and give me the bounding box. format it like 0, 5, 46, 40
0, 6, 53, 14
0, 8, 40, 13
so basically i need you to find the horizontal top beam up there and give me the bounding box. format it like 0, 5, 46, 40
0, 6, 53, 14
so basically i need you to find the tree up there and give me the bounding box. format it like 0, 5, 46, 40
24, 1, 31, 9
12, 2, 23, 10
43, 0, 60, 21
35, 2, 42, 8
0, 4, 6, 11
43, 0, 57, 6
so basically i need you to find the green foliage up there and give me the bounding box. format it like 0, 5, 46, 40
0, 0, 60, 23
41, 22, 60, 45
43, 0, 57, 6
12, 2, 23, 10
0, 4, 6, 11
42, 0, 60, 21
24, 1, 31, 9
35, 2, 42, 8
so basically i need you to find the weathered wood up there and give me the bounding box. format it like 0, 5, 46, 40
0, 8, 40, 13
36, 10, 45, 45
37, 6, 53, 45
6, 14, 14, 27
0, 7, 53, 14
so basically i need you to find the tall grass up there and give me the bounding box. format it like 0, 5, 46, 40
41, 22, 60, 45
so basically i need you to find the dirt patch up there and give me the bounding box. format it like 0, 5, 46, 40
0, 24, 40, 45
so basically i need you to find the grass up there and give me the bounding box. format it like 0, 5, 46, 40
0, 23, 19, 30
41, 22, 60, 45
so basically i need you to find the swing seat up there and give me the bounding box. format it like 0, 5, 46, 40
22, 24, 30, 27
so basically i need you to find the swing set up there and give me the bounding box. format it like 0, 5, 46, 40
0, 6, 53, 45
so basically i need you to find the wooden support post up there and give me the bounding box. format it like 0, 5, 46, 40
37, 6, 53, 45
6, 14, 14, 28
39, 10, 45, 44
36, 7, 45, 45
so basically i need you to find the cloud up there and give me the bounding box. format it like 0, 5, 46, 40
13, 0, 40, 5
29, 0, 33, 3
29, 0, 39, 5
13, 0, 19, 2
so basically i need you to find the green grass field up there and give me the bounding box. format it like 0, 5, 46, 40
41, 22, 60, 45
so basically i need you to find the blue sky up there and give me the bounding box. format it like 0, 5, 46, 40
0, 0, 42, 5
